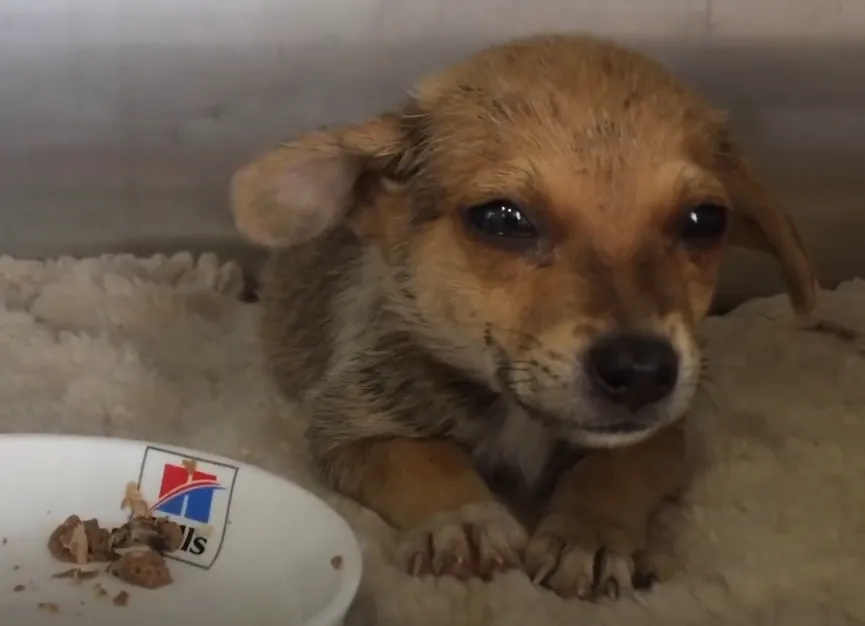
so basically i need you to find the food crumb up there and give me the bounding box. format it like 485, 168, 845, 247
181, 458, 198, 475
93, 583, 109, 598
13, 584, 26, 592
38, 602, 59, 613
112, 590, 130, 607
120, 482, 150, 518
330, 555, 344, 570
12, 564, 20, 570
2, 537, 6, 545
53, 567, 99, 583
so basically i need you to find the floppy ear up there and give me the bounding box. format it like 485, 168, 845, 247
230, 114, 409, 248
715, 131, 819, 316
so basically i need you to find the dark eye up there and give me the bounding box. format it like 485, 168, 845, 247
463, 199, 538, 241
678, 203, 728, 248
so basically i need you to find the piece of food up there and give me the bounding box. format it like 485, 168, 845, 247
108, 548, 173, 589
47, 481, 184, 590
67, 523, 88, 564
52, 568, 100, 583
112, 590, 130, 607
111, 516, 183, 553
120, 482, 150, 519
47, 516, 113, 563
38, 602, 59, 613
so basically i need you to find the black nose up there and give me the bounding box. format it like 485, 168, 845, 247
586, 332, 679, 409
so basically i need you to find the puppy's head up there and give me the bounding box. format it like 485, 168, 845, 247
233, 35, 817, 448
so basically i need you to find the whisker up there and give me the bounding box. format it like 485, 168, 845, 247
693, 377, 721, 416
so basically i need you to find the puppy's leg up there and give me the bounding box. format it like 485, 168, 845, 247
524, 423, 686, 600
323, 438, 527, 580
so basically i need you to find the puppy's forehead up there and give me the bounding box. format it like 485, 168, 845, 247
412, 36, 719, 167
410, 36, 722, 252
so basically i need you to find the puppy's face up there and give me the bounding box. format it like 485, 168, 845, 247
232, 35, 817, 448
393, 41, 727, 447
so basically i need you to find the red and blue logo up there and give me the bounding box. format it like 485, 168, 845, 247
150, 463, 225, 524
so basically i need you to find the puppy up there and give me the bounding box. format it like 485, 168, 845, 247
231, 34, 818, 600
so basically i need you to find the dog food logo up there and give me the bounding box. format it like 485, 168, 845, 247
136, 446, 238, 569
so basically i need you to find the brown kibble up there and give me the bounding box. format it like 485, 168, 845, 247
38, 602, 59, 613
111, 516, 183, 553
330, 555, 344, 570
83, 519, 114, 560
182, 458, 198, 475
112, 590, 130, 607
49, 483, 180, 593
13, 584, 25, 592
48, 515, 114, 563
47, 515, 81, 563
109, 548, 172, 589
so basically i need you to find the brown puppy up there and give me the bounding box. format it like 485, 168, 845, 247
231, 34, 818, 600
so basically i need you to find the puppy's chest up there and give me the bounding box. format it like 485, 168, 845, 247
470, 405, 561, 491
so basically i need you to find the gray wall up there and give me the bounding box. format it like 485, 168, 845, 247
1, 0, 863, 306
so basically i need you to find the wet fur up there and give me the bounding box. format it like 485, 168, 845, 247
238, 33, 818, 596
260, 227, 564, 498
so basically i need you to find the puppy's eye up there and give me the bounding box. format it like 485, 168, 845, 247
464, 199, 538, 240
678, 203, 728, 248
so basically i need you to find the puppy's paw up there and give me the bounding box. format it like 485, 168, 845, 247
395, 501, 527, 581
524, 512, 659, 601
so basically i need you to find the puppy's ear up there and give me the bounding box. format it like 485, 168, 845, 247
716, 130, 819, 316
230, 114, 409, 248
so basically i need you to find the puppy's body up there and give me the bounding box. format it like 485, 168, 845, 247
237, 34, 817, 599
263, 229, 564, 496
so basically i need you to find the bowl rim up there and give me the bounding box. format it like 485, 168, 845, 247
0, 432, 364, 626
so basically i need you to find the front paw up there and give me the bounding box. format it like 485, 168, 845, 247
394, 501, 527, 581
524, 511, 659, 601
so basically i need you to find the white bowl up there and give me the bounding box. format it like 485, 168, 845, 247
0, 434, 362, 626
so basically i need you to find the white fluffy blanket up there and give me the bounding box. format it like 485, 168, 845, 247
2, 253, 864, 626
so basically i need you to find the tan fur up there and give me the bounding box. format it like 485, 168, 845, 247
232, 33, 818, 599
324, 438, 495, 530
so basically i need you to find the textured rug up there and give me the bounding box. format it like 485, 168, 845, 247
2, 252, 864, 626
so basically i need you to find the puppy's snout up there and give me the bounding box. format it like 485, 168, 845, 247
585, 332, 679, 409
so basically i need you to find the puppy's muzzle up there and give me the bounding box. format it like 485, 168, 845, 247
585, 331, 679, 414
